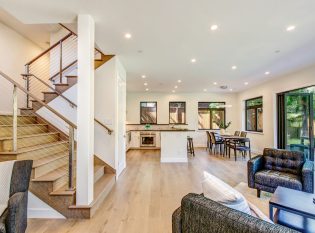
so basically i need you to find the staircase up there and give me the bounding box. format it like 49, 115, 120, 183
0, 24, 116, 218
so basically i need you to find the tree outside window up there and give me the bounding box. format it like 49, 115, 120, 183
198, 102, 226, 130
245, 97, 263, 132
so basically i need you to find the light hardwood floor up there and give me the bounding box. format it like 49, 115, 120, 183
26, 148, 249, 233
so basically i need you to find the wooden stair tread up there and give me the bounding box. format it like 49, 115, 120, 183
94, 164, 104, 173
54, 83, 69, 86
66, 75, 77, 78
19, 108, 33, 110
33, 151, 68, 168
32, 164, 69, 182
17, 141, 68, 154
0, 114, 35, 117
42, 91, 57, 94
69, 173, 115, 209
0, 132, 58, 141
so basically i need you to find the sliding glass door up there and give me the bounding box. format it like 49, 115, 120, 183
284, 93, 314, 159
278, 86, 315, 160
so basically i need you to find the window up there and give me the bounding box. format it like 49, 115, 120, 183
140, 102, 157, 124
245, 97, 263, 132
169, 102, 186, 124
198, 102, 226, 130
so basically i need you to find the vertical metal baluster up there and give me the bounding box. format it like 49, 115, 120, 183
25, 65, 30, 108
60, 40, 63, 83
68, 125, 75, 190
13, 85, 18, 152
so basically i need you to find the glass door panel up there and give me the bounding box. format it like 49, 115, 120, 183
284, 93, 313, 159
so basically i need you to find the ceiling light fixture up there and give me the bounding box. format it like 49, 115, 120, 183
177, 80, 182, 83
145, 88, 149, 91
203, 89, 207, 92
286, 25, 296, 31
213, 82, 217, 85
244, 82, 248, 85
232, 65, 237, 70
141, 75, 146, 79
191, 58, 196, 63
210, 25, 218, 31
229, 88, 233, 91
172, 90, 175, 93
265, 71, 270, 75
144, 82, 148, 86
174, 85, 178, 89
124, 33, 132, 39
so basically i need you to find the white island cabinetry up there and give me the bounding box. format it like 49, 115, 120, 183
160, 131, 188, 163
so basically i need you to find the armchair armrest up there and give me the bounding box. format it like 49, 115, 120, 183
247, 155, 264, 188
172, 207, 182, 233
6, 192, 28, 233
302, 160, 314, 193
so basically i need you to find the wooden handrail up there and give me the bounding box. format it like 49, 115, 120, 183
94, 118, 113, 135
22, 73, 77, 108
0, 71, 77, 129
49, 60, 77, 81
26, 33, 74, 66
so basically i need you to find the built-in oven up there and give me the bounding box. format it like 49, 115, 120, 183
140, 132, 156, 147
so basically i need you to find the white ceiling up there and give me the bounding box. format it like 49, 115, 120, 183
1, 0, 315, 93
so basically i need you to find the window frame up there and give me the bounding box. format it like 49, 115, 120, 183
198, 102, 226, 130
140, 101, 158, 124
245, 96, 263, 132
169, 101, 186, 125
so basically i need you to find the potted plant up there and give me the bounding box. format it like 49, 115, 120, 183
216, 120, 231, 135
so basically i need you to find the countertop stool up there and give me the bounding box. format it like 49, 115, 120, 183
187, 137, 195, 156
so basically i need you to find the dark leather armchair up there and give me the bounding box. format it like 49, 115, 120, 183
248, 148, 313, 197
0, 160, 33, 233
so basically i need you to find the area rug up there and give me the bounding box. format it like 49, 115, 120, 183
234, 182, 272, 216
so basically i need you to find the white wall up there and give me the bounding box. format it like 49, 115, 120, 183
94, 56, 127, 177
126, 92, 239, 147
0, 22, 42, 113
237, 65, 315, 153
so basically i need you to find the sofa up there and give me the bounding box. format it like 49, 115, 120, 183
247, 148, 314, 197
0, 160, 33, 233
172, 193, 298, 233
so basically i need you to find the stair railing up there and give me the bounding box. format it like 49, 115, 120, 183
0, 71, 76, 191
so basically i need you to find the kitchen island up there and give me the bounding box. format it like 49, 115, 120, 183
126, 128, 194, 163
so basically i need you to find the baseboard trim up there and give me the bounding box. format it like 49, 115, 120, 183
28, 208, 65, 219
160, 157, 188, 163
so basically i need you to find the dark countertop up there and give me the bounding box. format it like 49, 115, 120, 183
126, 129, 195, 132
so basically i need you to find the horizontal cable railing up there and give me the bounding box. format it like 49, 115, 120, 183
0, 71, 76, 190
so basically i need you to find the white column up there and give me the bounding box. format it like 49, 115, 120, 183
76, 14, 95, 205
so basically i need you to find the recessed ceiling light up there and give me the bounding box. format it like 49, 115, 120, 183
191, 58, 196, 63
141, 75, 146, 79
265, 71, 270, 75
244, 82, 249, 85
286, 25, 296, 31
210, 25, 218, 31
213, 82, 217, 85
203, 89, 207, 92
229, 88, 233, 91
231, 65, 237, 70
144, 82, 148, 86
172, 90, 175, 93
124, 33, 132, 39
177, 80, 182, 83
174, 85, 178, 89
145, 88, 149, 91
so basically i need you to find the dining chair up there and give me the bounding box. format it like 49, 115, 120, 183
210, 132, 224, 155
206, 131, 212, 152
228, 138, 251, 161
240, 131, 247, 137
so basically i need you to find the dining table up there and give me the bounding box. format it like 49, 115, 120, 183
218, 134, 250, 156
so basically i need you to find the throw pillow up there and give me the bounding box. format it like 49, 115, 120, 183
202, 171, 251, 215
